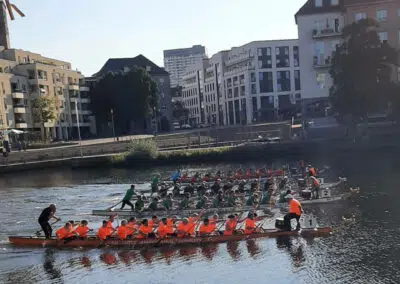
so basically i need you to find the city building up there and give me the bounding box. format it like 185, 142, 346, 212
164, 45, 207, 87
181, 40, 301, 126
0, 47, 95, 141
91, 54, 173, 133
295, 0, 344, 116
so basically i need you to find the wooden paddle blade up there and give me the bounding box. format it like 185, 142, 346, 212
11, 4, 25, 17
5, 0, 14, 20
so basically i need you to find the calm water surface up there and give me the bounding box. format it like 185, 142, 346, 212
0, 158, 399, 284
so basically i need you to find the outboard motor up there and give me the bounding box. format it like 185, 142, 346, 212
297, 178, 306, 189
300, 189, 312, 199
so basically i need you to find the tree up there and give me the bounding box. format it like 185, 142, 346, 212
173, 101, 189, 126
89, 67, 158, 135
329, 18, 398, 124
32, 96, 56, 141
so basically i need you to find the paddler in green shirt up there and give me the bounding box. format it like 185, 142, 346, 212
134, 195, 145, 212
178, 193, 190, 210
151, 176, 159, 195
162, 194, 173, 210
246, 193, 259, 206
196, 195, 208, 209
120, 185, 136, 210
148, 197, 159, 211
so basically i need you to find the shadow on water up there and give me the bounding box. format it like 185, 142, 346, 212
43, 248, 63, 283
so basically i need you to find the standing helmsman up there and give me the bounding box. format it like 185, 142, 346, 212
284, 195, 303, 231
38, 204, 61, 239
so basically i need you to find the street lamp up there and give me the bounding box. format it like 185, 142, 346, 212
110, 108, 116, 141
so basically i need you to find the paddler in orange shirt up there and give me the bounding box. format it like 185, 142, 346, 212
244, 213, 258, 235
75, 220, 89, 239
284, 194, 303, 231
148, 215, 159, 228
56, 222, 77, 240
209, 214, 219, 232
157, 218, 174, 238
126, 217, 138, 238
198, 218, 215, 236
224, 215, 237, 236
176, 218, 192, 238
137, 219, 154, 239
106, 215, 116, 230
117, 220, 129, 240
97, 220, 112, 240
188, 214, 200, 236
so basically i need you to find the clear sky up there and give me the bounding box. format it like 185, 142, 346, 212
8, 0, 305, 76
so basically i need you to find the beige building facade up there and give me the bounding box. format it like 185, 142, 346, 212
0, 48, 95, 141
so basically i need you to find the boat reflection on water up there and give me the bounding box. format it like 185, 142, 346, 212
276, 236, 305, 267
43, 248, 62, 281
245, 240, 261, 258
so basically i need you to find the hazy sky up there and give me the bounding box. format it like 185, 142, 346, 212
8, 0, 305, 76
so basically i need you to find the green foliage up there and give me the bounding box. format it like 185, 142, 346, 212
89, 67, 159, 135
329, 19, 398, 122
126, 139, 158, 160
32, 96, 56, 123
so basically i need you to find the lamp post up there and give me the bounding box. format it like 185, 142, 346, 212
75, 102, 83, 157
110, 108, 116, 141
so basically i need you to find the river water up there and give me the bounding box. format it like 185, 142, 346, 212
0, 157, 399, 284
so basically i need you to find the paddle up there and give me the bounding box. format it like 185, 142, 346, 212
107, 201, 122, 211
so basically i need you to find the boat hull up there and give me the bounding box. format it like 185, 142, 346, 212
8, 227, 331, 248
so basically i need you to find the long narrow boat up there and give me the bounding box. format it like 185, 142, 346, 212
92, 193, 352, 217
8, 227, 331, 248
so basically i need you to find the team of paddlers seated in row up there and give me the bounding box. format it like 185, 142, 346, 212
55, 213, 272, 241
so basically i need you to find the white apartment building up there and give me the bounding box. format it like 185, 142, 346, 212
164, 45, 206, 87
0, 48, 95, 141
296, 0, 344, 116
181, 40, 301, 126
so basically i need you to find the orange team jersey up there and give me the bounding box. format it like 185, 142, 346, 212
198, 224, 214, 235
187, 217, 198, 234
106, 221, 114, 230
311, 177, 319, 187
56, 227, 72, 240
157, 223, 174, 238
176, 222, 192, 238
209, 218, 217, 231
75, 226, 89, 238
166, 218, 174, 227
148, 220, 158, 228
136, 224, 152, 239
288, 199, 302, 216
224, 220, 237, 236
126, 222, 137, 235
97, 227, 112, 240
117, 226, 128, 240
244, 218, 256, 235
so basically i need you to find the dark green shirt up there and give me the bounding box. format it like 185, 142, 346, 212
148, 201, 158, 211
135, 199, 144, 211
163, 199, 173, 210
179, 198, 189, 210
123, 189, 135, 201
196, 197, 206, 209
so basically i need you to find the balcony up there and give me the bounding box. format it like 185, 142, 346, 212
68, 84, 80, 91
71, 109, 92, 115
313, 56, 331, 68
80, 86, 89, 92
12, 92, 25, 99
14, 107, 26, 114
15, 123, 28, 129
312, 28, 341, 39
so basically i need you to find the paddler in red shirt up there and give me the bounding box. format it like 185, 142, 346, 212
224, 215, 237, 236
75, 220, 89, 238
56, 222, 77, 240
97, 220, 112, 240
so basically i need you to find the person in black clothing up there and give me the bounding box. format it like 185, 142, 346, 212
38, 204, 60, 239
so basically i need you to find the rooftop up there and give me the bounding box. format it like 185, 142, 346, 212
295, 0, 344, 22
163, 45, 206, 58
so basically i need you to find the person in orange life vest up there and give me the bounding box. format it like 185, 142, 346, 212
97, 220, 112, 240
56, 222, 77, 240
137, 219, 154, 239
157, 218, 174, 238
106, 215, 115, 230
188, 214, 200, 236
148, 215, 159, 228
75, 220, 90, 238
283, 194, 303, 231
224, 215, 238, 236
176, 218, 192, 238
116, 220, 129, 240
126, 217, 138, 237
308, 165, 316, 177
244, 213, 257, 235
310, 176, 320, 199
198, 218, 215, 236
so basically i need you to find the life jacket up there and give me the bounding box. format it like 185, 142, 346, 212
136, 224, 152, 239
209, 218, 217, 231
199, 224, 214, 235
117, 226, 128, 240
309, 167, 316, 177
288, 198, 302, 216
148, 219, 158, 228
75, 225, 89, 238
126, 222, 137, 235
224, 220, 237, 236
106, 220, 114, 230
244, 218, 256, 235
157, 223, 173, 238
311, 176, 319, 187
97, 226, 112, 240
56, 227, 72, 240
176, 222, 192, 238
187, 217, 198, 234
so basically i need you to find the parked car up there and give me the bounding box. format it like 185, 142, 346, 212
181, 124, 192, 129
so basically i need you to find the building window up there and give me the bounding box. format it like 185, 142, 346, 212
276, 47, 290, 68
378, 31, 388, 43
295, 70, 301, 91
316, 72, 326, 89
293, 46, 299, 67
251, 84, 257, 94
355, 12, 367, 21
257, 47, 272, 69
315, 0, 322, 7
376, 10, 387, 21
331, 0, 338, 5
251, 73, 256, 82
276, 71, 291, 92
259, 72, 273, 93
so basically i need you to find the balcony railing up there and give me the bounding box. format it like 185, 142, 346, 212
312, 28, 342, 38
